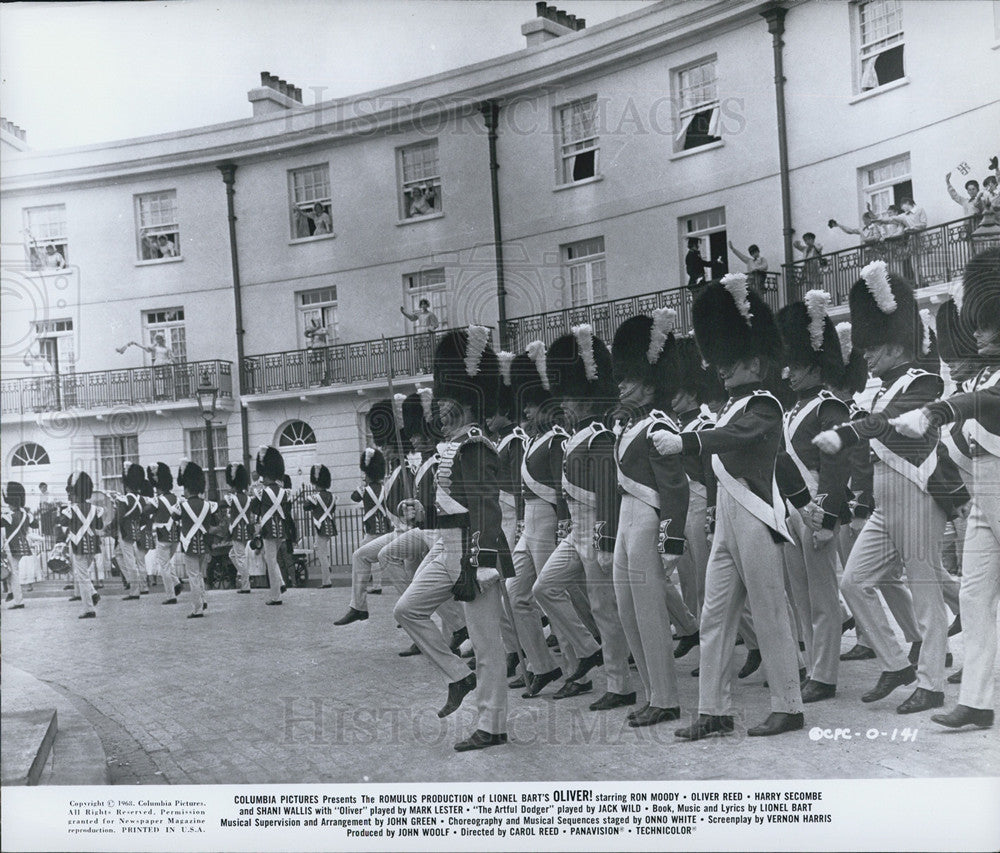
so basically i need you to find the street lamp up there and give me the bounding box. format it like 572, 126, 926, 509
196, 370, 220, 502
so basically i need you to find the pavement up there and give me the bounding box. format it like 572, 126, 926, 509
1, 582, 997, 785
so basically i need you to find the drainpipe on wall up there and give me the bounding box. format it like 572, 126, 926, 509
218, 162, 251, 469
480, 100, 509, 350
762, 5, 793, 301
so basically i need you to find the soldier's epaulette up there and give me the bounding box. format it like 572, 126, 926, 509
457, 427, 497, 454
551, 424, 570, 438
512, 425, 530, 443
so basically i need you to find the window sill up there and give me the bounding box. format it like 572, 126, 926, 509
553, 175, 604, 192
135, 256, 183, 267
29, 266, 72, 276
849, 76, 910, 104
669, 140, 724, 161
396, 212, 445, 226
289, 233, 336, 246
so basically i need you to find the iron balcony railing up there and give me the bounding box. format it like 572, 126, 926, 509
504, 273, 782, 353
241, 330, 457, 395
782, 215, 983, 306
0, 359, 233, 416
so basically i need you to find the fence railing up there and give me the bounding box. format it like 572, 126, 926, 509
241, 330, 457, 395
782, 216, 982, 306
0, 359, 233, 416
503, 273, 782, 353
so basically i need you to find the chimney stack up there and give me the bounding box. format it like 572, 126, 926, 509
248, 71, 304, 117
522, 4, 585, 47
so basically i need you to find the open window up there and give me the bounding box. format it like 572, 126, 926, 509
557, 97, 599, 184
398, 141, 442, 219
23, 204, 68, 270
289, 165, 333, 239
857, 0, 905, 92
674, 58, 721, 152
136, 191, 181, 261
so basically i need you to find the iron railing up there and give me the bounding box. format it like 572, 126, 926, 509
241, 330, 455, 395
782, 215, 981, 306
504, 273, 782, 353
0, 359, 233, 416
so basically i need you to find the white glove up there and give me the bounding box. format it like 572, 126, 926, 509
652, 431, 683, 456
812, 430, 843, 454
799, 501, 823, 532
812, 528, 835, 550
596, 550, 613, 571
849, 517, 866, 534
890, 408, 932, 438
661, 552, 680, 573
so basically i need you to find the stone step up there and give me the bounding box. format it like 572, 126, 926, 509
1, 708, 57, 786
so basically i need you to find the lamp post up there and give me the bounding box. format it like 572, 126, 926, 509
196, 370, 220, 502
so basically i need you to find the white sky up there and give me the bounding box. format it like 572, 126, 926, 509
1, 0, 651, 150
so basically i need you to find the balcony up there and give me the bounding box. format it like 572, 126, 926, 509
782, 215, 985, 306
1, 359, 233, 416
241, 331, 451, 396
504, 274, 782, 353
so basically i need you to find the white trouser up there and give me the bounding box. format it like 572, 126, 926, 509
261, 538, 284, 602
71, 552, 98, 615
182, 552, 208, 614
117, 539, 147, 591
314, 534, 334, 586
156, 541, 180, 596
678, 486, 709, 617
349, 532, 388, 611
229, 540, 250, 591
509, 500, 558, 675
6, 556, 25, 605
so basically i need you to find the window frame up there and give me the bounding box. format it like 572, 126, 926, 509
184, 425, 229, 479
288, 164, 334, 241
561, 237, 608, 307
96, 434, 139, 494
135, 190, 181, 263
397, 140, 443, 221
402, 268, 448, 333
278, 420, 317, 448
10, 442, 51, 467
680, 207, 728, 283
142, 307, 187, 364
855, 0, 905, 93
555, 96, 600, 186
859, 153, 912, 218
672, 56, 721, 153
297, 286, 339, 348
23, 204, 68, 271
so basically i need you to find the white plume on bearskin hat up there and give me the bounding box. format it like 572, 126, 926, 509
147, 462, 174, 491
432, 326, 499, 420
255, 445, 285, 480
67, 470, 94, 501
360, 447, 386, 482
777, 290, 845, 383
692, 274, 782, 368
546, 324, 617, 403
612, 308, 681, 397
225, 462, 249, 491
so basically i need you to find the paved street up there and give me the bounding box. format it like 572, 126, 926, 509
1, 583, 997, 785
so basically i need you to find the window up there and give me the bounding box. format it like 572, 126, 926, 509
23, 205, 68, 270
403, 268, 448, 332
289, 165, 333, 239
97, 435, 139, 493
857, 0, 905, 91
298, 287, 339, 347
33, 319, 75, 377
135, 191, 180, 261
185, 426, 228, 477
861, 154, 912, 216
674, 58, 721, 151
562, 237, 607, 306
681, 207, 729, 283
557, 97, 599, 184
142, 308, 187, 363
11, 443, 51, 467
278, 420, 317, 447
398, 141, 442, 219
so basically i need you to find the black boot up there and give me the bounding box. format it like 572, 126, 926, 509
438, 673, 476, 718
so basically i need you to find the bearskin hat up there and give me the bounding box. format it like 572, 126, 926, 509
4, 481, 26, 509
849, 261, 927, 357
178, 459, 206, 495
225, 462, 248, 491
147, 462, 173, 492
310, 464, 331, 490
960, 247, 1000, 334
366, 399, 397, 449
831, 322, 870, 394
507, 348, 551, 418
432, 326, 499, 421
496, 351, 517, 419
360, 447, 386, 482
673, 334, 717, 402
693, 274, 782, 368
612, 308, 682, 404
67, 470, 94, 501
255, 445, 285, 480
546, 324, 617, 404
935, 297, 978, 369
140, 480, 154, 499
777, 290, 845, 383
401, 390, 439, 442
123, 461, 145, 492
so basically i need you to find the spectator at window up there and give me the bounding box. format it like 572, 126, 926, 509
42, 244, 66, 269
829, 211, 885, 262
684, 238, 709, 291
975, 159, 999, 220
728, 240, 769, 290
880, 198, 926, 280
142, 234, 162, 260
157, 235, 179, 257
400, 299, 440, 334
406, 184, 437, 218
22, 349, 54, 411
295, 203, 333, 237
878, 204, 906, 239
792, 231, 824, 288
946, 172, 980, 218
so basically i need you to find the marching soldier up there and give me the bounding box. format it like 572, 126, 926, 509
172, 460, 217, 619
892, 247, 999, 730
814, 261, 969, 714
659, 275, 805, 739
2, 482, 35, 609
393, 326, 514, 751
225, 463, 254, 594
148, 462, 183, 604
115, 462, 149, 599
137, 480, 157, 592
252, 446, 289, 606
509, 344, 571, 697
775, 291, 853, 703
61, 471, 104, 619
307, 465, 338, 588
534, 325, 634, 709
596, 309, 690, 727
